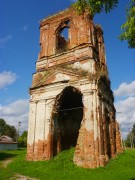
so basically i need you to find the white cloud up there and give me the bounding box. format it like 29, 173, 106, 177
0, 71, 17, 89
114, 81, 135, 97
114, 80, 135, 139
115, 96, 135, 139
0, 99, 29, 134
0, 35, 12, 47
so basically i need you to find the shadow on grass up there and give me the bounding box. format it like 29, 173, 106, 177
17, 148, 25, 151
0, 152, 16, 161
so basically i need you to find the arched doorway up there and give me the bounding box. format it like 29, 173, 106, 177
52, 86, 84, 156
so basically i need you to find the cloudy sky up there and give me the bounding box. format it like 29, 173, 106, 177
0, 0, 135, 138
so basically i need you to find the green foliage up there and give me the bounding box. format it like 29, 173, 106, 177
119, 0, 135, 48
125, 133, 131, 147
132, 123, 135, 134
0, 165, 14, 180
0, 150, 21, 180
44, 70, 47, 76
18, 131, 27, 147
72, 0, 118, 15
0, 119, 6, 135
0, 118, 17, 141
0, 118, 6, 127
72, 0, 134, 49
125, 123, 135, 147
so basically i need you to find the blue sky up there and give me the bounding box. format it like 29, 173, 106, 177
0, 0, 135, 138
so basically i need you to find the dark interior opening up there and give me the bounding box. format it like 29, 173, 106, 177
105, 109, 111, 158
56, 20, 70, 53
53, 86, 83, 156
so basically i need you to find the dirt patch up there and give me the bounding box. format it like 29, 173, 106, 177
1, 159, 39, 180
9, 174, 39, 180
1, 158, 13, 168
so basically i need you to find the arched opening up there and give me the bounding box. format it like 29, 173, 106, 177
52, 86, 83, 156
56, 20, 70, 53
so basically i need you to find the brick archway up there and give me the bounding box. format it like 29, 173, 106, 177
52, 86, 84, 156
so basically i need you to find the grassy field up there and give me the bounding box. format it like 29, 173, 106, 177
0, 148, 135, 180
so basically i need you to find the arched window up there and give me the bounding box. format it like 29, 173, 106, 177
56, 20, 70, 53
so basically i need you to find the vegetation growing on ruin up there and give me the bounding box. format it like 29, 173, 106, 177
73, 0, 135, 49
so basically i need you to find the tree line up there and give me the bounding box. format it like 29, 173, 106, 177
125, 123, 135, 148
0, 118, 17, 141
0, 118, 27, 147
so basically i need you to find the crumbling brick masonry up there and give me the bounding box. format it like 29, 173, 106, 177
27, 7, 123, 168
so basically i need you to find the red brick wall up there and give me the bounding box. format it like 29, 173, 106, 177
39, 8, 93, 58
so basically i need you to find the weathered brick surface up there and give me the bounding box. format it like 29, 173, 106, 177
115, 121, 123, 153
27, 7, 123, 168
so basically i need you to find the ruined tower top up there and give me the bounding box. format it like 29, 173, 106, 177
36, 7, 106, 73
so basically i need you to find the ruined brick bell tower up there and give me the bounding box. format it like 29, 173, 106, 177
27, 7, 122, 168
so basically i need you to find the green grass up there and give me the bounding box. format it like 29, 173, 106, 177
0, 148, 135, 180
0, 151, 18, 180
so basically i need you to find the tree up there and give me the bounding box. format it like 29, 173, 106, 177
119, 0, 135, 48
125, 123, 135, 148
72, 0, 118, 15
0, 118, 17, 141
132, 123, 135, 134
18, 131, 28, 147
73, 0, 135, 48
0, 118, 6, 135
125, 132, 132, 147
